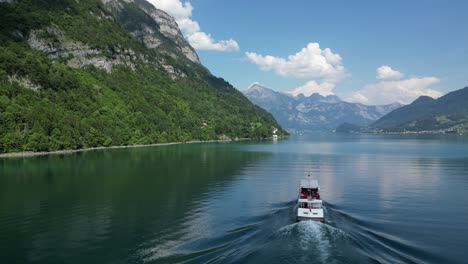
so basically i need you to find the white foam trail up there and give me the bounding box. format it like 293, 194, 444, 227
276, 221, 350, 263
140, 238, 183, 262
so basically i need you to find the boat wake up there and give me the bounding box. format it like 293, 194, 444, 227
235, 218, 374, 264
137, 200, 449, 264
274, 221, 352, 263
324, 203, 451, 264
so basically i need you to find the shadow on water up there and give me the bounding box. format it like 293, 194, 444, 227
0, 143, 272, 264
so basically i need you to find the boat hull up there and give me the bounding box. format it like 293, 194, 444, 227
296, 216, 324, 222
297, 208, 324, 222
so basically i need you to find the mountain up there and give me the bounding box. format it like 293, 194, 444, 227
0, 0, 286, 153
243, 83, 401, 131
371, 87, 468, 132
335, 123, 363, 133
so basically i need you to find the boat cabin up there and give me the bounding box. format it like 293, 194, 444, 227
297, 177, 324, 222
299, 178, 321, 200
298, 199, 322, 209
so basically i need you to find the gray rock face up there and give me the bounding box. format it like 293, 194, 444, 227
27, 27, 136, 73
138, 2, 200, 63
25, 0, 195, 78
130, 25, 162, 49
8, 75, 41, 91
148, 8, 180, 37
66, 51, 136, 73
28, 28, 100, 59
160, 63, 186, 80
100, 0, 200, 64
244, 83, 402, 131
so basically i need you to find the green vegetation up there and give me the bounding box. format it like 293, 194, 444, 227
371, 87, 468, 133
0, 0, 286, 153
335, 123, 363, 133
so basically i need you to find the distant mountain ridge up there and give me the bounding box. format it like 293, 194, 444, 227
371, 87, 468, 132
243, 83, 401, 131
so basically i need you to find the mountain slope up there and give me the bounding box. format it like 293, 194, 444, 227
243, 83, 401, 131
371, 87, 468, 132
0, 0, 286, 153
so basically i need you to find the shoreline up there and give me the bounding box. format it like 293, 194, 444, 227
0, 139, 250, 159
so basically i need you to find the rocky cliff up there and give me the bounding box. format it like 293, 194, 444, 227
20, 0, 198, 78
103, 0, 199, 63
0, 0, 285, 153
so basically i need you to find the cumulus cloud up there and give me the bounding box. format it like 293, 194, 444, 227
149, 0, 193, 20
187, 32, 239, 51
148, 0, 239, 51
349, 76, 443, 105
245, 43, 346, 82
376, 65, 404, 80
290, 81, 335, 97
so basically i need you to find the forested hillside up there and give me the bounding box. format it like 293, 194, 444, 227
371, 87, 468, 132
0, 0, 286, 153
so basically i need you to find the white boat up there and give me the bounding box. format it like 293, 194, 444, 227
297, 176, 324, 222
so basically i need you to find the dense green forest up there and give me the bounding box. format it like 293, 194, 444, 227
0, 0, 286, 153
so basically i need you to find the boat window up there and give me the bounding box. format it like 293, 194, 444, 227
311, 203, 321, 209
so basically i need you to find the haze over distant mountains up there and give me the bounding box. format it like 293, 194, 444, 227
371, 87, 468, 132
243, 83, 401, 131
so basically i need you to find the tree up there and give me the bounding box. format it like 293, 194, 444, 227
85, 127, 101, 148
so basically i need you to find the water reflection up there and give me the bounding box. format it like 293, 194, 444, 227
0, 144, 272, 263
2, 134, 468, 264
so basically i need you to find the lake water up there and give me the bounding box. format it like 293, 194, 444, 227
1, 133, 468, 263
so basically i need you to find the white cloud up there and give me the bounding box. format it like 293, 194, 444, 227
149, 0, 193, 21
148, 0, 239, 51
376, 65, 404, 80
348, 77, 443, 105
187, 32, 239, 51
245, 43, 346, 82
290, 81, 335, 97
177, 18, 200, 35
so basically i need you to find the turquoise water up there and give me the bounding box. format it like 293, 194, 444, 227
1, 133, 468, 263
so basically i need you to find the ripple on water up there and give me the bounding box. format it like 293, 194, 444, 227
325, 203, 453, 264
238, 220, 372, 264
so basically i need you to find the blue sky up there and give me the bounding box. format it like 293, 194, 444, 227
149, 0, 468, 105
